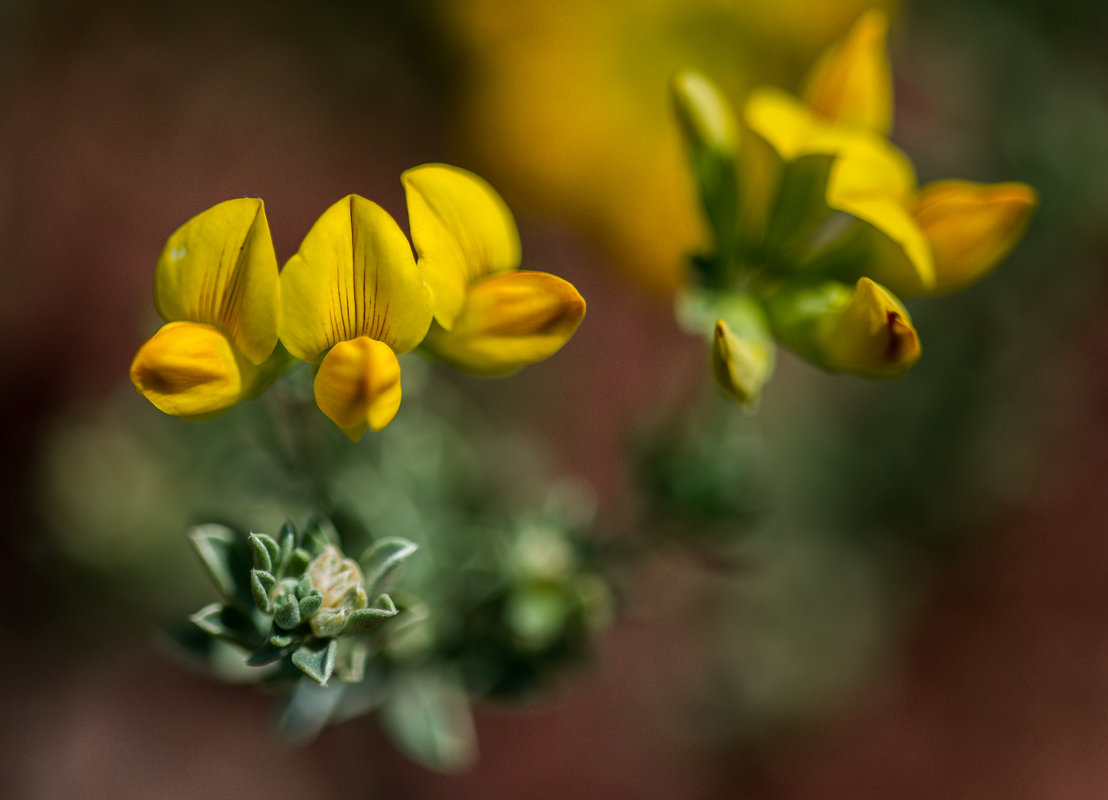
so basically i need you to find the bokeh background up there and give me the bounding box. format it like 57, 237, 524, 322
3, 0, 1108, 797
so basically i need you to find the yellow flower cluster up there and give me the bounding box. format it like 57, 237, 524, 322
131, 164, 586, 440
672, 11, 1037, 406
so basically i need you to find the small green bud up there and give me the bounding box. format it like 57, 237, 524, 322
250, 569, 276, 613
277, 521, 296, 573
274, 592, 303, 630
298, 590, 324, 619
671, 69, 741, 280
249, 532, 279, 573
285, 548, 311, 577
296, 573, 313, 599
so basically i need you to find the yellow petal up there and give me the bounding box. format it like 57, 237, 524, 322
825, 140, 935, 294
280, 195, 432, 362
820, 277, 920, 378
154, 198, 279, 365
130, 321, 251, 416
402, 163, 522, 330
712, 317, 775, 409
745, 87, 886, 163
911, 180, 1038, 295
313, 337, 403, 441
802, 9, 893, 134
420, 271, 585, 376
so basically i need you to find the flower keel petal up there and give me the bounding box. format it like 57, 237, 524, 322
420, 271, 586, 376
130, 321, 248, 416
313, 337, 403, 441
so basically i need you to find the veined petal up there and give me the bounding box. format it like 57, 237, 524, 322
313, 337, 403, 441
280, 195, 432, 362
402, 163, 522, 331
419, 271, 585, 376
911, 180, 1038, 295
802, 9, 893, 135
130, 321, 251, 416
819, 277, 920, 378
154, 198, 279, 365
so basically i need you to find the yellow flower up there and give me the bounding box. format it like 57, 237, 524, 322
402, 164, 586, 376
130, 198, 281, 417
279, 195, 432, 441
744, 10, 1037, 297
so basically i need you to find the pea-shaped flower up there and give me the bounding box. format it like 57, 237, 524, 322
744, 10, 1037, 297
130, 198, 281, 417
402, 164, 586, 376
280, 195, 433, 441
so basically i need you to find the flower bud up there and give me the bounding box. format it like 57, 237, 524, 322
766, 277, 920, 378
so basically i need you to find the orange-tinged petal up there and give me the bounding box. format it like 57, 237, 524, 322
153, 198, 279, 365
420, 271, 585, 376
280, 195, 432, 362
402, 164, 522, 330
802, 9, 893, 134
911, 180, 1038, 295
130, 321, 250, 416
313, 337, 403, 441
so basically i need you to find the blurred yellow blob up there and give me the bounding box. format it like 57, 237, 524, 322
444, 0, 894, 294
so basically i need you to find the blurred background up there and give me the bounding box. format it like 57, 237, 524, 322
3, 0, 1108, 797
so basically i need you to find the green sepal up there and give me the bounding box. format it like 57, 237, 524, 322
277, 521, 297, 574
189, 602, 262, 649
246, 630, 301, 666
671, 69, 741, 286
274, 592, 303, 630
285, 547, 311, 577
761, 153, 835, 269
302, 524, 332, 559
298, 590, 323, 619
292, 639, 338, 684
359, 537, 419, 597
296, 573, 313, 599
188, 524, 249, 606
341, 594, 398, 635
248, 532, 279, 573
250, 569, 276, 613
